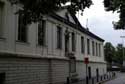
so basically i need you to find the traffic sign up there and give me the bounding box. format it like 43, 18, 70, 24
84, 57, 89, 64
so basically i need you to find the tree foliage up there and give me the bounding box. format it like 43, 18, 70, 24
115, 44, 123, 65
104, 42, 115, 64
8, 0, 92, 24
104, 0, 125, 29
104, 42, 125, 66
8, 0, 125, 29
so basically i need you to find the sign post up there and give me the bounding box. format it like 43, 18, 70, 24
84, 57, 89, 84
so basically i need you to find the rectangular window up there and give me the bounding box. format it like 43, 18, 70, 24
87, 39, 90, 55
18, 14, 27, 42
38, 20, 46, 46
99, 44, 101, 57
57, 26, 62, 49
65, 31, 69, 52
72, 32, 76, 51
81, 36, 85, 53
0, 2, 4, 37
96, 43, 98, 56
92, 41, 95, 56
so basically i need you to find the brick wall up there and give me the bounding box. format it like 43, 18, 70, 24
0, 57, 50, 84
0, 55, 106, 84
0, 56, 70, 84
52, 60, 69, 83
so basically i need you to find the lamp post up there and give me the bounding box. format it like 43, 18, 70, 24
120, 36, 125, 68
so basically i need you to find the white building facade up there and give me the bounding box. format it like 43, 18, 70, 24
0, 0, 107, 84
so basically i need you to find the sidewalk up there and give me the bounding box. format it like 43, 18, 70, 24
70, 72, 116, 84
103, 72, 125, 84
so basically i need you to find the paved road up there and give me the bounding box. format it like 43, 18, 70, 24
104, 72, 125, 84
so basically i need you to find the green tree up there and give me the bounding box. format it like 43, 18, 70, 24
104, 0, 125, 29
8, 0, 124, 29
104, 42, 115, 67
115, 44, 123, 65
8, 0, 92, 24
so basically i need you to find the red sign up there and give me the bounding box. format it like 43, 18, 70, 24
84, 57, 89, 64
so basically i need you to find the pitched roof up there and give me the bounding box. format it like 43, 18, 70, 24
50, 7, 104, 42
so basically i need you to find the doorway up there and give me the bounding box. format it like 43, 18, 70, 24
96, 68, 99, 82
88, 66, 91, 79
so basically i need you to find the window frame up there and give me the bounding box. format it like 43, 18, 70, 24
81, 36, 85, 53
57, 26, 62, 49
18, 13, 28, 42
72, 32, 76, 52
38, 20, 46, 46
92, 41, 95, 56
65, 30, 69, 53
87, 38, 90, 55
99, 44, 101, 57
96, 42, 98, 56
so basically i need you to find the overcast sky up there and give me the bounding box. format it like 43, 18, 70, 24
76, 0, 125, 46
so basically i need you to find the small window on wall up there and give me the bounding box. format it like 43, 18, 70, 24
72, 32, 76, 52
70, 57, 76, 73
57, 26, 62, 49
38, 20, 46, 46
81, 36, 85, 53
99, 44, 101, 57
0, 2, 4, 38
65, 29, 70, 52
96, 43, 98, 56
92, 41, 95, 56
87, 39, 90, 55
18, 13, 28, 42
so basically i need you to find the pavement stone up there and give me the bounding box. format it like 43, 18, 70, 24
103, 72, 125, 84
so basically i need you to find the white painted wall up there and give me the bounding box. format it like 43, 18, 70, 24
0, 1, 107, 84
76, 61, 107, 79
0, 0, 106, 63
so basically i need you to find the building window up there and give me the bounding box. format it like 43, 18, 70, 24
57, 26, 62, 49
87, 39, 90, 55
81, 36, 85, 53
92, 41, 95, 56
99, 44, 101, 57
72, 32, 76, 51
70, 57, 76, 73
96, 43, 98, 56
38, 20, 46, 46
65, 29, 70, 53
0, 2, 4, 37
18, 13, 27, 42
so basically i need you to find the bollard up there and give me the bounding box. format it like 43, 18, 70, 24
86, 76, 89, 84
67, 77, 70, 84
101, 76, 102, 81
0, 72, 5, 84
104, 74, 105, 80
92, 77, 94, 84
